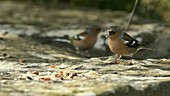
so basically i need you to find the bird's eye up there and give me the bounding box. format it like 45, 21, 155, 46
110, 31, 115, 34
108, 30, 116, 36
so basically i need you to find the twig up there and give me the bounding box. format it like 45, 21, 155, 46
125, 0, 139, 32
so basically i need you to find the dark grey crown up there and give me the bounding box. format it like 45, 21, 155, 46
107, 26, 123, 36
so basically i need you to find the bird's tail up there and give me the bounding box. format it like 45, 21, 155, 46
54, 38, 71, 43
137, 46, 157, 51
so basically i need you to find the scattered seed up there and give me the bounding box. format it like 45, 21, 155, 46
59, 77, 64, 80
40, 77, 51, 81
50, 65, 56, 69
54, 73, 60, 77
32, 71, 39, 75
18, 59, 26, 63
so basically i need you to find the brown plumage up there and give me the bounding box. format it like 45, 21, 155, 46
72, 25, 101, 50
106, 26, 140, 62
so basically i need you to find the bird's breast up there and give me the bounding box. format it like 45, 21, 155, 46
73, 36, 97, 50
108, 38, 131, 56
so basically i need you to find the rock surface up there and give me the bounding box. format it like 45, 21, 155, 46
0, 29, 170, 96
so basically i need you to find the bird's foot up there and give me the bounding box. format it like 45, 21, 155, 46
114, 59, 121, 64
114, 54, 122, 64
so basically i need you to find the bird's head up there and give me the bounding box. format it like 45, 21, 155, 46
87, 24, 101, 35
106, 26, 122, 38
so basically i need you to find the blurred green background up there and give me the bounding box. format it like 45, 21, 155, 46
2, 0, 170, 21
0, 0, 170, 22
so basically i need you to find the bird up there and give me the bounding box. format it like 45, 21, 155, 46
71, 25, 101, 50
55, 24, 101, 50
106, 26, 153, 63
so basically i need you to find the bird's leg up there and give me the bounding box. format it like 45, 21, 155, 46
114, 54, 121, 64
75, 47, 82, 55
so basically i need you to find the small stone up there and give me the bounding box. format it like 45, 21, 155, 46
85, 71, 99, 78
27, 76, 33, 80
1, 80, 7, 84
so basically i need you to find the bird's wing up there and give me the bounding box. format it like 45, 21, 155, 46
122, 33, 139, 48
71, 31, 87, 42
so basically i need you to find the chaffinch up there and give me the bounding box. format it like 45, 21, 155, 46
55, 24, 101, 50
71, 24, 101, 50
106, 26, 151, 63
